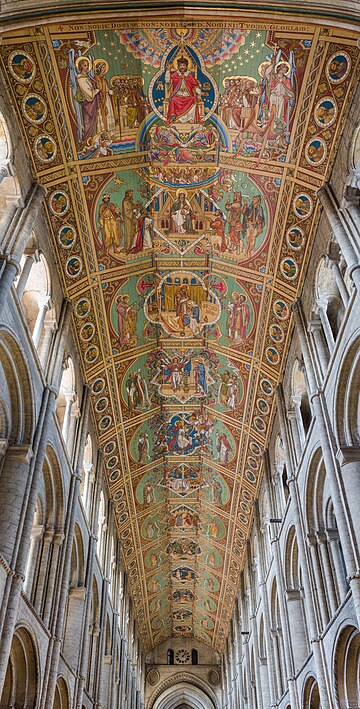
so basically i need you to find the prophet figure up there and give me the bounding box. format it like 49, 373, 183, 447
165, 56, 202, 125
242, 195, 265, 254
122, 190, 141, 252
93, 59, 116, 135
75, 58, 101, 143
98, 193, 122, 251
216, 432, 232, 463
115, 294, 137, 346
228, 293, 250, 342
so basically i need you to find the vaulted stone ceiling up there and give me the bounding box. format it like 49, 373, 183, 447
1, 10, 359, 652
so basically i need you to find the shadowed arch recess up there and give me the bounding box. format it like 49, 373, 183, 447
1, 11, 359, 653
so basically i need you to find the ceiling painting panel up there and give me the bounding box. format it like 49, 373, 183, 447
1, 13, 359, 652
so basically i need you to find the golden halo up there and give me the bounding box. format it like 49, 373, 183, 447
75, 55, 92, 72
93, 58, 109, 73
275, 60, 291, 76
110, 74, 121, 88
175, 187, 189, 199
258, 60, 271, 77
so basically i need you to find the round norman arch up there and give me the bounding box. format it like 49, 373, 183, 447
148, 673, 218, 709
152, 682, 216, 709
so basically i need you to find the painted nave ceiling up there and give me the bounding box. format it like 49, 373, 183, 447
1, 13, 359, 653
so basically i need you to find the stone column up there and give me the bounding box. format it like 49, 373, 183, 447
75, 452, 102, 709
317, 185, 360, 293
326, 528, 348, 602
343, 177, 360, 235
0, 200, 18, 249
308, 317, 329, 379
254, 502, 278, 708
316, 531, 338, 617
42, 530, 64, 627
326, 244, 350, 307
16, 250, 39, 300
287, 406, 302, 464
315, 298, 335, 354
275, 386, 332, 708
23, 523, 44, 598
292, 299, 360, 624
95, 501, 114, 709
0, 182, 45, 319
38, 316, 57, 372
32, 295, 51, 349
33, 526, 54, 614
306, 535, 330, 629
41, 385, 91, 709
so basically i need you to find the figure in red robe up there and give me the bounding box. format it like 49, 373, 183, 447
165, 56, 202, 125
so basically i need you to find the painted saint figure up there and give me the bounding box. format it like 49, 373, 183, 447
215, 432, 232, 463
169, 192, 194, 234
122, 190, 141, 253
98, 193, 122, 251
165, 56, 202, 125
115, 295, 137, 346
242, 195, 265, 254
228, 293, 250, 343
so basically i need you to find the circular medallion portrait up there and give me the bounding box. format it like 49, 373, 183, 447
99, 415, 112, 431
245, 470, 256, 483
80, 322, 95, 342
254, 416, 266, 432
104, 440, 116, 455
326, 52, 351, 84
49, 190, 69, 217
286, 227, 304, 251
34, 135, 57, 163
293, 193, 313, 220
75, 298, 90, 320
280, 257, 298, 280
58, 225, 76, 249
9, 51, 36, 83
91, 377, 105, 394
314, 97, 337, 128
107, 456, 118, 469
22, 94, 47, 124
266, 346, 280, 365
269, 323, 284, 343
65, 256, 82, 279
305, 137, 327, 166
249, 440, 261, 456
95, 396, 109, 413
84, 345, 99, 364
273, 299, 289, 320
257, 398, 270, 415
109, 469, 120, 483
260, 378, 273, 396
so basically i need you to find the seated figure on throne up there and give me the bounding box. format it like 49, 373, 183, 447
169, 191, 194, 234
165, 56, 202, 125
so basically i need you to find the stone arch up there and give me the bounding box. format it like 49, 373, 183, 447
20, 251, 53, 349
314, 255, 344, 343
148, 673, 218, 709
0, 625, 39, 709
291, 358, 312, 440
303, 675, 320, 709
333, 622, 360, 708
0, 328, 34, 445
0, 108, 21, 227
56, 355, 79, 451
334, 331, 360, 447
53, 676, 70, 709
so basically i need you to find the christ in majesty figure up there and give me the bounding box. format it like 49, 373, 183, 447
165, 56, 202, 125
